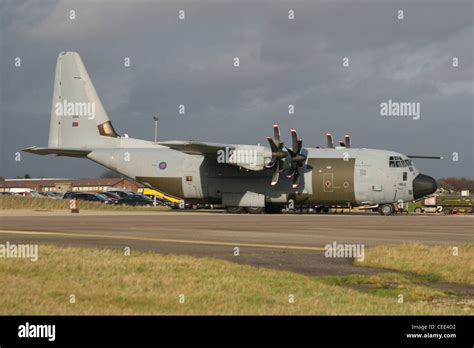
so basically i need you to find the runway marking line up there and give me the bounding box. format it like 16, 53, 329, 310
0, 230, 325, 252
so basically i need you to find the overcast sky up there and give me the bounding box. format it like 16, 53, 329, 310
1, 0, 472, 179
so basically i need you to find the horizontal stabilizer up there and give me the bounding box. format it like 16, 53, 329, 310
22, 146, 90, 157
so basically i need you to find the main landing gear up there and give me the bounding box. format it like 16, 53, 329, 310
225, 207, 265, 214
378, 203, 395, 216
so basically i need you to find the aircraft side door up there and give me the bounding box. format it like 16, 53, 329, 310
181, 156, 204, 199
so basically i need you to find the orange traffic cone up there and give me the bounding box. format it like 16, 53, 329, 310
70, 197, 79, 213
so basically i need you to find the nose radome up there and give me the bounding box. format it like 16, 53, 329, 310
413, 174, 437, 200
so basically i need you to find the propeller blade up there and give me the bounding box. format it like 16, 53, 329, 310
271, 161, 280, 186
265, 156, 277, 169
344, 134, 351, 148
292, 170, 300, 188
326, 133, 334, 148
290, 128, 298, 151
266, 137, 278, 152
287, 165, 296, 178
273, 124, 281, 145
286, 147, 296, 158
297, 139, 302, 153
278, 159, 285, 172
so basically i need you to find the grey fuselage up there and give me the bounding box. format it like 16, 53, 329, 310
87, 138, 426, 208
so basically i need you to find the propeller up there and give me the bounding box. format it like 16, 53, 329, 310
286, 128, 307, 188
344, 134, 351, 148
326, 133, 334, 148
265, 124, 287, 186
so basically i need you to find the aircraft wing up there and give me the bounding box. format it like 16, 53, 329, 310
158, 140, 270, 171
22, 146, 91, 157
157, 141, 235, 156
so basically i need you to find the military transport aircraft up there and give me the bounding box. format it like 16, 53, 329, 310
24, 52, 439, 215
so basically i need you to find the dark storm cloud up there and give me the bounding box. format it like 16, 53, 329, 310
1, 0, 472, 178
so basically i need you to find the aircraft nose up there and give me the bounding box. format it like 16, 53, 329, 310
413, 174, 437, 200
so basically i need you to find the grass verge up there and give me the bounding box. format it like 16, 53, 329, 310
0, 245, 472, 315
0, 195, 170, 211
355, 244, 474, 285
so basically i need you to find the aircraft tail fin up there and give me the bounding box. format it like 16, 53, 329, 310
48, 51, 119, 149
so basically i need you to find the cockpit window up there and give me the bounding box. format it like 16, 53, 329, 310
389, 156, 409, 168
404, 159, 414, 172
389, 156, 396, 167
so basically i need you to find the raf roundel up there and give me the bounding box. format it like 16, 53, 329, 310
158, 161, 167, 170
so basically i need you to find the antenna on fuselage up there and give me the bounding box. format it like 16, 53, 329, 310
407, 155, 443, 159
153, 115, 159, 142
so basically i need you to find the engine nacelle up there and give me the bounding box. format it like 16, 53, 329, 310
222, 144, 272, 171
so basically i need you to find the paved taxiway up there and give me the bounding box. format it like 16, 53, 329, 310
0, 212, 472, 276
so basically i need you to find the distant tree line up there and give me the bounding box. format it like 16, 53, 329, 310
437, 177, 474, 192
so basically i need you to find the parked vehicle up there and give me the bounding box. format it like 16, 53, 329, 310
46, 192, 64, 199
9, 188, 43, 197
105, 190, 135, 199
0, 192, 20, 196
414, 194, 472, 214
100, 191, 125, 205
143, 188, 181, 204
63, 192, 114, 204
121, 193, 154, 206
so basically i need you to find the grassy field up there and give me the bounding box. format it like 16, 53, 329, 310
0, 195, 170, 211
355, 244, 474, 285
0, 245, 472, 315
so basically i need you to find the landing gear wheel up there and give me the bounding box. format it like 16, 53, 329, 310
265, 205, 283, 214
379, 203, 395, 216
246, 207, 264, 214
226, 206, 244, 214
